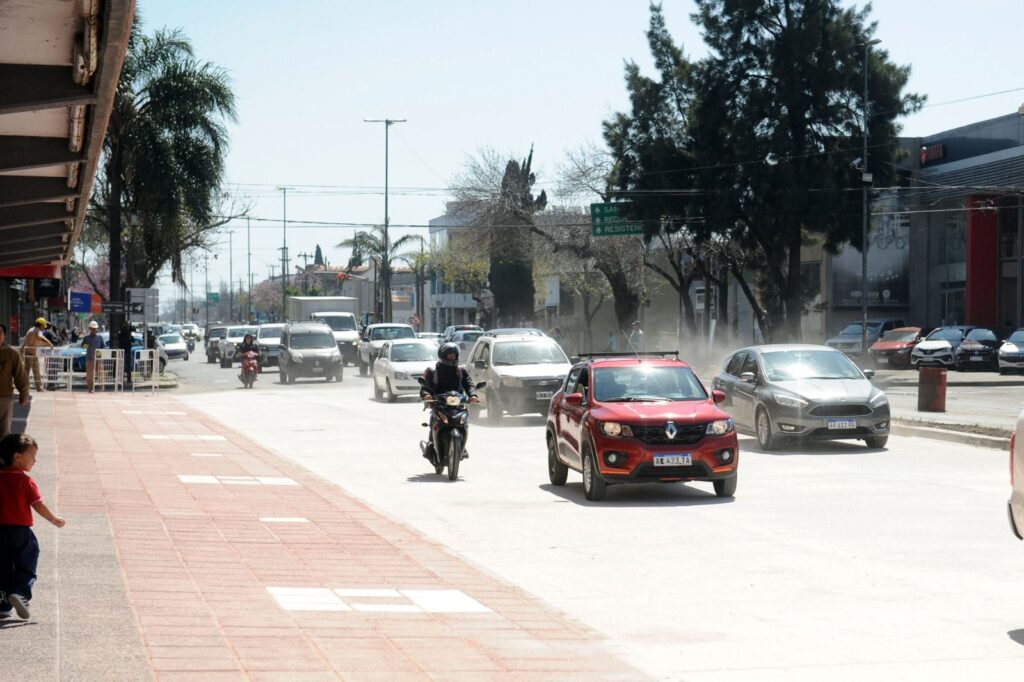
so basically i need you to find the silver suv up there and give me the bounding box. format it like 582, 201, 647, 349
278, 322, 343, 384
466, 334, 572, 424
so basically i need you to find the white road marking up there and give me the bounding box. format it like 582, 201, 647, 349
191, 453, 223, 458
259, 517, 309, 523
122, 410, 187, 415
144, 434, 226, 441
177, 474, 299, 486
267, 587, 492, 614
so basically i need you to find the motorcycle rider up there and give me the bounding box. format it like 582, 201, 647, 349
420, 342, 478, 461
237, 333, 259, 384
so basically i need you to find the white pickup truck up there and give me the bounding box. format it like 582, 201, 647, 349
310, 312, 360, 366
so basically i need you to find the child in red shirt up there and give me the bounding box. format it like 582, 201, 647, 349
0, 434, 65, 620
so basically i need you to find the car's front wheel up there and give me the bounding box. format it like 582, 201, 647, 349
756, 407, 777, 451
713, 474, 737, 498
486, 390, 503, 425
386, 379, 397, 403
865, 435, 888, 449
581, 444, 606, 501
359, 359, 368, 376
547, 433, 568, 486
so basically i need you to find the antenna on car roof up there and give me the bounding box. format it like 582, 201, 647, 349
621, 325, 642, 361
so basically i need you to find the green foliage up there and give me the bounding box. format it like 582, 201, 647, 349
337, 225, 421, 321
605, 1, 923, 340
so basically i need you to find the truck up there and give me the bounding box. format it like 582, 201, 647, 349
287, 297, 361, 365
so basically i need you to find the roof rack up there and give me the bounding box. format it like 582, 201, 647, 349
576, 351, 680, 359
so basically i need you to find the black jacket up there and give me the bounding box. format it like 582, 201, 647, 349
238, 342, 259, 356
420, 363, 474, 398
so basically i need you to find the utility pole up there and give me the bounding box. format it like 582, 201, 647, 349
277, 187, 291, 322
297, 251, 314, 294
246, 217, 252, 323
204, 252, 210, 330
227, 230, 234, 323
364, 117, 406, 323
860, 39, 881, 359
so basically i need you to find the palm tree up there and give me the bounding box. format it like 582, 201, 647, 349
89, 22, 237, 313
338, 226, 421, 322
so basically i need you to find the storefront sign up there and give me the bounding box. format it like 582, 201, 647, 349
920, 143, 945, 166
69, 291, 93, 313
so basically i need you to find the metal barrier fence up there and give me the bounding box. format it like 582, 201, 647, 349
91, 348, 124, 392
35, 347, 74, 392
131, 349, 159, 393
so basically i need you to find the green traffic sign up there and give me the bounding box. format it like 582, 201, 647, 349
590, 202, 644, 237
207, 292, 220, 303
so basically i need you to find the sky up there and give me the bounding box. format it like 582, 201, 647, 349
141, 0, 1024, 305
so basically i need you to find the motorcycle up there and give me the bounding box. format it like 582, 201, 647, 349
240, 350, 259, 389
418, 378, 485, 481
186, 337, 196, 353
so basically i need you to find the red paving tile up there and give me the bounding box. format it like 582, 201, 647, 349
38, 391, 643, 680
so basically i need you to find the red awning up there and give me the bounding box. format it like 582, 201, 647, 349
0, 264, 62, 279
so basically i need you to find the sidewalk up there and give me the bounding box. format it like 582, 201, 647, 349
8, 392, 641, 681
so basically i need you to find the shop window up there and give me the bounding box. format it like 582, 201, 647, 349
999, 198, 1019, 260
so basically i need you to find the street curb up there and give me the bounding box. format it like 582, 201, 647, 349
890, 420, 1010, 450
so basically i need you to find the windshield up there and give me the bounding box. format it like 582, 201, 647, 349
290, 332, 336, 349
370, 326, 414, 341
761, 350, 863, 381
492, 341, 567, 365
927, 328, 964, 342
594, 366, 707, 402
458, 332, 482, 343
1007, 331, 1024, 344
881, 329, 919, 342
966, 328, 997, 342
159, 334, 182, 344
227, 327, 256, 339
390, 343, 437, 362
318, 315, 356, 331
209, 329, 226, 339
257, 325, 285, 339
839, 322, 881, 336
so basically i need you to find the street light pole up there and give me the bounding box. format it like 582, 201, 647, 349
860, 39, 881, 359
364, 117, 405, 323
277, 187, 291, 321
227, 230, 234, 323
246, 217, 252, 323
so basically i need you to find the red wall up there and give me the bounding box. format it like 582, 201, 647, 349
965, 194, 998, 325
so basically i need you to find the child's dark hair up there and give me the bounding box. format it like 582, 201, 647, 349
0, 434, 37, 466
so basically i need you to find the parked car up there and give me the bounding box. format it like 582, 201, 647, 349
868, 326, 930, 369
158, 333, 189, 361
58, 334, 169, 374
205, 326, 227, 363
256, 323, 285, 369
1010, 419, 1024, 540
441, 324, 483, 342
713, 345, 890, 450
825, 319, 904, 359
217, 325, 257, 368
467, 333, 571, 423
371, 339, 438, 402
546, 353, 738, 501
998, 329, 1024, 374
451, 329, 484, 356
278, 321, 343, 384
911, 326, 974, 368
954, 326, 1009, 371
358, 323, 416, 375
417, 332, 443, 344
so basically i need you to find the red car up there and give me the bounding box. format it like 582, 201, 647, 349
546, 353, 739, 501
868, 326, 929, 368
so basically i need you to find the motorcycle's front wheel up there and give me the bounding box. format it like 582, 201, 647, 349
447, 431, 462, 481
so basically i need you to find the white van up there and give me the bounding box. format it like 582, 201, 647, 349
310, 312, 359, 366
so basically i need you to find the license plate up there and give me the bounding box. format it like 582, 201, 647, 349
654, 454, 692, 466
536, 391, 553, 400
827, 419, 857, 430
876, 357, 888, 364
970, 356, 983, 362
311, 366, 324, 373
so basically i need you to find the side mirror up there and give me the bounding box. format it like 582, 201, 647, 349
565, 392, 583, 406
863, 368, 876, 379
740, 372, 756, 384
570, 356, 580, 364
474, 359, 487, 369
712, 389, 726, 404
475, 381, 487, 390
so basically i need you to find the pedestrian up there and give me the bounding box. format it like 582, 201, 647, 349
19, 318, 53, 392
82, 321, 103, 393
627, 320, 646, 353
118, 323, 135, 388
606, 330, 618, 352
0, 324, 30, 439
69, 328, 79, 343
0, 433, 66, 620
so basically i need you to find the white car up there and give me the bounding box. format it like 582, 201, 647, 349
218, 325, 257, 368
157, 333, 189, 361
256, 323, 285, 369
998, 328, 1024, 374
310, 312, 360, 366
372, 339, 438, 403
358, 323, 416, 376
911, 326, 968, 368
1010, 412, 1024, 539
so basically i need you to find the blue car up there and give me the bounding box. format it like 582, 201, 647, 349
57, 333, 168, 373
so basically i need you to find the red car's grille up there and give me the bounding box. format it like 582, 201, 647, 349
629, 423, 707, 445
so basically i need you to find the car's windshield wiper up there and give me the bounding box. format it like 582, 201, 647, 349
604, 396, 666, 402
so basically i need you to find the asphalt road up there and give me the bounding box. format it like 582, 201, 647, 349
170, 354, 1024, 681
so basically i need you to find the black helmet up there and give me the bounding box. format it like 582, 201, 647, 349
438, 342, 459, 366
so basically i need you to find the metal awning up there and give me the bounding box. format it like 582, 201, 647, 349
0, 0, 134, 270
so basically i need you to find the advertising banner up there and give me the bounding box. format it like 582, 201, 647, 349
69, 291, 92, 313
831, 193, 910, 308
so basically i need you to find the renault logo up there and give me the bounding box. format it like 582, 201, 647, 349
665, 422, 678, 440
